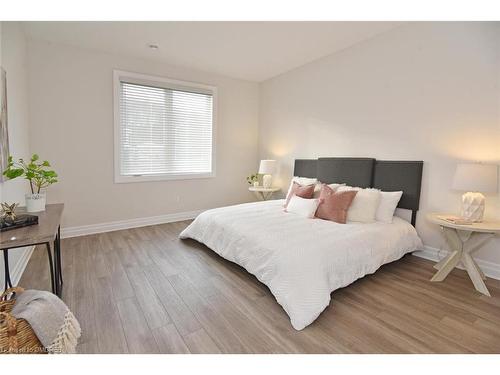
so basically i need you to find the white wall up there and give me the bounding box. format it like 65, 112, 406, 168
9, 22, 500, 280
27, 40, 259, 229
0, 22, 33, 284
259, 22, 500, 265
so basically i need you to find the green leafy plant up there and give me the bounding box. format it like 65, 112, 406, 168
3, 154, 58, 194
246, 173, 259, 185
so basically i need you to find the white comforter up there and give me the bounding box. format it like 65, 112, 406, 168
180, 200, 422, 330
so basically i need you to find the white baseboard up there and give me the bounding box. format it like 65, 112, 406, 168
10, 245, 36, 286
413, 245, 500, 281
61, 209, 203, 238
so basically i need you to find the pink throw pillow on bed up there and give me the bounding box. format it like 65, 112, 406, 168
284, 182, 315, 208
315, 184, 358, 224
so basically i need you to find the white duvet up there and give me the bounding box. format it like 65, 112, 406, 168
180, 199, 422, 330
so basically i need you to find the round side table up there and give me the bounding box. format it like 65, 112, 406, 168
427, 213, 500, 296
248, 186, 280, 201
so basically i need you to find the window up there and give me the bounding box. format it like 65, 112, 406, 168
113, 70, 216, 183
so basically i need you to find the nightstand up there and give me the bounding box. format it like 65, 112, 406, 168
248, 186, 280, 201
427, 213, 500, 296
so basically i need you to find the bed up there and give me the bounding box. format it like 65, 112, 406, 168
180, 157, 424, 330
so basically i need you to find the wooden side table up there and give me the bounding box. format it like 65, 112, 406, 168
249, 186, 280, 201
0, 204, 64, 296
426, 213, 500, 296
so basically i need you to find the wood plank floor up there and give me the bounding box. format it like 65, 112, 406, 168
19, 220, 500, 353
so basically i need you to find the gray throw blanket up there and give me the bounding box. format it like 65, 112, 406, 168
12, 289, 81, 354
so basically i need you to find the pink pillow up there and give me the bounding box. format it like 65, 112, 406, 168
284, 182, 315, 208
315, 184, 358, 224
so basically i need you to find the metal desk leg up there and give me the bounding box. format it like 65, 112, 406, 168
45, 243, 56, 294
57, 226, 63, 285
54, 225, 63, 296
3, 250, 13, 291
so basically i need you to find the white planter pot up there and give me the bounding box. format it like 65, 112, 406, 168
25, 192, 46, 212
253, 181, 259, 187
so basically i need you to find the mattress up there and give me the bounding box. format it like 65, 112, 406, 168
180, 199, 422, 330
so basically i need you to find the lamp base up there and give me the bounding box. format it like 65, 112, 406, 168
262, 174, 272, 188
461, 192, 485, 222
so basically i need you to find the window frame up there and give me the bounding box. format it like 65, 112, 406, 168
113, 70, 217, 184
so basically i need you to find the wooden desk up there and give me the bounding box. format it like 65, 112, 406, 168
0, 204, 64, 296
427, 212, 500, 296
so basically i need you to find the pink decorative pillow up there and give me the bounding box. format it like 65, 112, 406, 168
315, 184, 358, 224
284, 182, 315, 208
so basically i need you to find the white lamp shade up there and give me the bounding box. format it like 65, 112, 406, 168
258, 160, 277, 175
452, 163, 498, 193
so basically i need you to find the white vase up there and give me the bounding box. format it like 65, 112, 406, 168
253, 181, 259, 187
25, 192, 46, 212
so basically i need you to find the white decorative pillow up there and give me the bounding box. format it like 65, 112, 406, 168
313, 182, 345, 198
328, 183, 346, 190
286, 176, 318, 198
376, 191, 403, 223
285, 196, 320, 218
337, 186, 381, 223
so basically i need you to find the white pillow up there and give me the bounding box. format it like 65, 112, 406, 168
313, 182, 345, 198
376, 191, 403, 223
328, 183, 346, 190
337, 186, 381, 223
286, 176, 318, 198
285, 196, 320, 218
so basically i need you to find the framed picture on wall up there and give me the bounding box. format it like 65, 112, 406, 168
0, 67, 9, 182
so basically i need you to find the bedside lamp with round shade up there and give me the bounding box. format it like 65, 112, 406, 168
258, 160, 277, 188
452, 163, 498, 222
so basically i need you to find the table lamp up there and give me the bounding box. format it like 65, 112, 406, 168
452, 163, 498, 222
258, 160, 277, 188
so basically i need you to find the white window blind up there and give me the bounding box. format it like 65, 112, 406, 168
115, 71, 215, 182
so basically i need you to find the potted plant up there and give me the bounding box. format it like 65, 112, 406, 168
2, 154, 58, 212
246, 173, 259, 187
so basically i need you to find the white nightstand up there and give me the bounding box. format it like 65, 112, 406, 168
249, 186, 280, 201
427, 213, 500, 296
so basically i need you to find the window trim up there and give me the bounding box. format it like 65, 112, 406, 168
113, 70, 217, 184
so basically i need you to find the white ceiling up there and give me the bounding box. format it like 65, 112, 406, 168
22, 22, 401, 82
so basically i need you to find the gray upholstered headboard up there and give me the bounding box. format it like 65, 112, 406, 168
293, 157, 423, 226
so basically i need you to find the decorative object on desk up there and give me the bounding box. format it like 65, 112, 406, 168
0, 202, 38, 233
2, 154, 58, 212
258, 159, 277, 188
0, 67, 8, 182
452, 163, 498, 222
0, 213, 38, 232
246, 173, 259, 187
1, 202, 19, 222
24, 194, 46, 213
